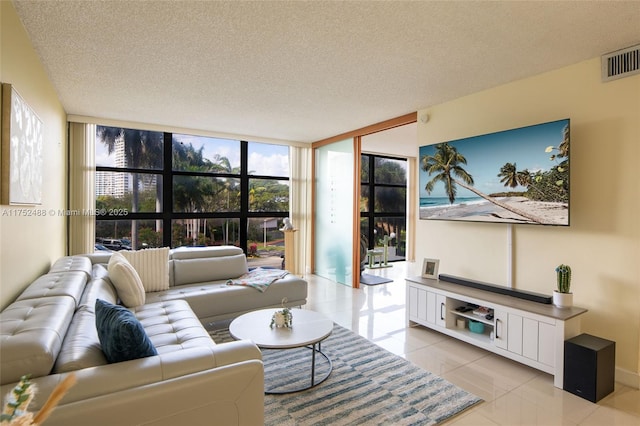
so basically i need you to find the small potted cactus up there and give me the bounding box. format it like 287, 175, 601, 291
553, 264, 573, 308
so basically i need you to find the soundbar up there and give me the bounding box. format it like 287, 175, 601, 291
438, 274, 553, 304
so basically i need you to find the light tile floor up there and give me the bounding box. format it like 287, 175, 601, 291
303, 261, 640, 425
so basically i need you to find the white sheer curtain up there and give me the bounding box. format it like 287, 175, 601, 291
68, 122, 95, 255
289, 145, 312, 275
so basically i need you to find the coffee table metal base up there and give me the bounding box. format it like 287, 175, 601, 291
228, 309, 334, 394
264, 341, 332, 394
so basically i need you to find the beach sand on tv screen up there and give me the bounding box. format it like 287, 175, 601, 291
420, 196, 568, 225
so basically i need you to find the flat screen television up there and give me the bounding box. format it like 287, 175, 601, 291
419, 119, 570, 226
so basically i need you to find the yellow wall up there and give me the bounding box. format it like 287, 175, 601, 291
415, 57, 640, 384
0, 2, 67, 309
2, 0, 638, 385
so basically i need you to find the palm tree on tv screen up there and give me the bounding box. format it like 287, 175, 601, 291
497, 163, 544, 197
497, 162, 520, 188
421, 143, 545, 224
497, 122, 569, 204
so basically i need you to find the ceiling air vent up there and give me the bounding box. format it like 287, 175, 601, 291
601, 44, 640, 82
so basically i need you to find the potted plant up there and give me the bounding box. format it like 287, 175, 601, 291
270, 298, 293, 329
553, 264, 573, 308
270, 306, 292, 328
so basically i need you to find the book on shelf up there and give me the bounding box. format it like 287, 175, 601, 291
472, 306, 492, 317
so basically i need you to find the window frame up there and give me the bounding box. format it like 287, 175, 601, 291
95, 129, 289, 252
360, 153, 407, 257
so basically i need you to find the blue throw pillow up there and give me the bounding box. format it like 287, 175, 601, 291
95, 299, 157, 363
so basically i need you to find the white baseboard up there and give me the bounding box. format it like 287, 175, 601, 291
616, 366, 640, 389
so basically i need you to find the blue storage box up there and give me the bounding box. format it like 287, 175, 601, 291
468, 319, 485, 334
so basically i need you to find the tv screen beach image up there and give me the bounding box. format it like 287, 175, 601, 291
419, 119, 569, 226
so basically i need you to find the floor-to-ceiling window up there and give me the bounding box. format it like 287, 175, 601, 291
360, 154, 407, 261
94, 126, 289, 268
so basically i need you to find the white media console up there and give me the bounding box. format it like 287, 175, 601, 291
405, 276, 588, 388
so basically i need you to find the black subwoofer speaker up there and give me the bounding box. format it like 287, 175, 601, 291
563, 334, 615, 402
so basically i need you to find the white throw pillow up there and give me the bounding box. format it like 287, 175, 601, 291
107, 252, 146, 307
121, 247, 170, 292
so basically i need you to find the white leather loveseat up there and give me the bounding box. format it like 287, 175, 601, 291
0, 246, 308, 425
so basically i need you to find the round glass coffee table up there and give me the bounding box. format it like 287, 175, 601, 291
229, 308, 333, 394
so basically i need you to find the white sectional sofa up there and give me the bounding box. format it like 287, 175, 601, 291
0, 246, 308, 425
87, 245, 308, 325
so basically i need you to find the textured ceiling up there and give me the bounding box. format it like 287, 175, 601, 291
12, 1, 640, 143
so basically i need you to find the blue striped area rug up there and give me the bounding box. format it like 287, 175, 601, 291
210, 324, 482, 425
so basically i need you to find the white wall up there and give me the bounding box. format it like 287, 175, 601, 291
361, 123, 417, 157
0, 2, 67, 309
414, 57, 640, 385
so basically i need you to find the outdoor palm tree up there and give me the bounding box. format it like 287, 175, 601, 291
421, 143, 545, 224
173, 139, 234, 244
97, 126, 163, 248
211, 154, 239, 174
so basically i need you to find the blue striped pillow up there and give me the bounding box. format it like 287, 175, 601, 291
95, 299, 157, 363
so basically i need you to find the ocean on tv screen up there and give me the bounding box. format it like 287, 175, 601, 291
419, 119, 570, 226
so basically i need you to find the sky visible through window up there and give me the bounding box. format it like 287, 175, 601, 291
96, 133, 288, 177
